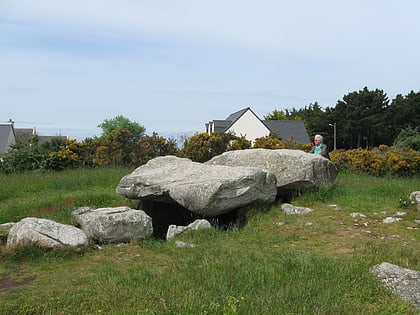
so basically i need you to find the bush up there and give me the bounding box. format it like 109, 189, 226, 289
330, 147, 420, 176
253, 133, 285, 149
178, 132, 236, 162
0, 138, 70, 173
393, 126, 420, 151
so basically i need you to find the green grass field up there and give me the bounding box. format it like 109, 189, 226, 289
0, 168, 419, 314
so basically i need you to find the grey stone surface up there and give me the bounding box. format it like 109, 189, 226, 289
6, 217, 88, 248
281, 203, 313, 215
205, 148, 338, 192
410, 191, 420, 210
116, 156, 277, 217
372, 262, 420, 309
166, 219, 211, 240
72, 206, 153, 244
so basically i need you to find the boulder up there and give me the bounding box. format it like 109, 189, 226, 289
116, 156, 277, 217
166, 219, 212, 240
410, 191, 420, 210
281, 203, 313, 215
7, 217, 88, 248
205, 149, 338, 197
72, 206, 153, 244
372, 262, 420, 309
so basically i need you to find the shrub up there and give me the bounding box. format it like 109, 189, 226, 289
228, 135, 252, 151
178, 132, 236, 162
0, 138, 69, 173
253, 133, 285, 149
330, 147, 420, 176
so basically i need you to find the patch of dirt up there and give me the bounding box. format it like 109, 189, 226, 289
0, 273, 35, 291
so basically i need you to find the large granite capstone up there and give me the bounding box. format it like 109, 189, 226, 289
116, 155, 277, 217
205, 149, 338, 193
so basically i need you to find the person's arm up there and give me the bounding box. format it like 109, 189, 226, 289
320, 144, 329, 158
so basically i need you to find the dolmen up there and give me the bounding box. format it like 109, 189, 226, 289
116, 149, 338, 239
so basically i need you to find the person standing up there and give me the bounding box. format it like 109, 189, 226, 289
310, 134, 329, 159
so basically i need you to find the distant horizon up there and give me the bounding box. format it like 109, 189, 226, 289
6, 123, 198, 143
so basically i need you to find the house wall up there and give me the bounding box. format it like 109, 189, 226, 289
226, 110, 270, 143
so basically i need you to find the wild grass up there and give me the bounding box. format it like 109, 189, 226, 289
0, 168, 419, 314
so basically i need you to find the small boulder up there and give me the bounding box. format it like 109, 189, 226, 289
372, 262, 420, 309
410, 191, 420, 210
166, 219, 211, 240
7, 217, 88, 248
72, 206, 153, 244
281, 203, 313, 215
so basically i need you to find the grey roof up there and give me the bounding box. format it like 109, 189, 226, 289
225, 107, 250, 121
0, 124, 15, 154
36, 135, 67, 145
14, 128, 35, 143
212, 120, 232, 132
263, 120, 310, 143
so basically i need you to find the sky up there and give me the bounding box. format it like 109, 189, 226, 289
1, 1, 419, 141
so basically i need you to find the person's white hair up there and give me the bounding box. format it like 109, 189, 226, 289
314, 134, 323, 143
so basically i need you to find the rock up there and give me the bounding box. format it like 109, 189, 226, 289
175, 241, 197, 248
6, 217, 88, 248
205, 149, 338, 198
410, 191, 420, 210
0, 222, 15, 229
372, 262, 420, 309
166, 219, 211, 240
383, 217, 403, 224
281, 203, 313, 215
72, 206, 153, 244
116, 156, 277, 217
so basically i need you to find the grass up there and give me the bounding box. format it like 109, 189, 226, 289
0, 168, 419, 314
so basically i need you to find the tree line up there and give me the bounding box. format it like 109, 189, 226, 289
1, 87, 419, 173
265, 87, 420, 150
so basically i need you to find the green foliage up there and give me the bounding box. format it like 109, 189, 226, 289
335, 87, 390, 148
97, 115, 146, 141
93, 129, 136, 166
227, 135, 252, 150
132, 132, 178, 166
330, 146, 420, 176
178, 132, 236, 162
253, 133, 285, 149
263, 108, 288, 120
393, 126, 420, 151
0, 137, 70, 173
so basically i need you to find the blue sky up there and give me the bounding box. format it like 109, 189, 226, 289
1, 1, 419, 141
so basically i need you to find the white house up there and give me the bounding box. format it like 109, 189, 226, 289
205, 107, 310, 144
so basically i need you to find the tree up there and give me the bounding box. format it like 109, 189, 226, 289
333, 87, 389, 149
98, 115, 146, 141
393, 126, 420, 151
387, 90, 420, 141
264, 109, 288, 120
